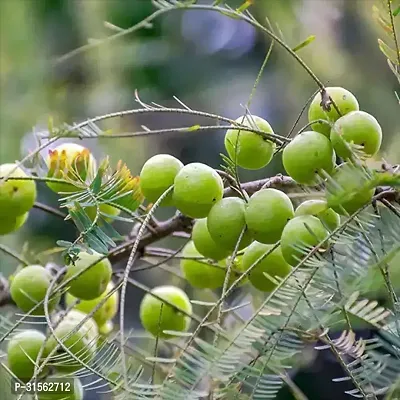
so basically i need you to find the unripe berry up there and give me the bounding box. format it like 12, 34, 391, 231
326, 163, 375, 215
0, 163, 37, 218
295, 199, 340, 231
46, 310, 98, 372
140, 154, 184, 206
173, 163, 224, 218
192, 218, 231, 261
98, 320, 114, 336
245, 189, 294, 244
10, 265, 60, 315
224, 115, 276, 170
64, 250, 112, 300
281, 215, 329, 266
65, 281, 119, 327
180, 241, 226, 289
282, 131, 336, 185
207, 197, 253, 251
46, 143, 97, 193
37, 375, 83, 400
84, 203, 121, 223
242, 242, 291, 292
7, 330, 49, 381
308, 87, 359, 137
139, 285, 192, 338
330, 111, 382, 159
0, 212, 28, 235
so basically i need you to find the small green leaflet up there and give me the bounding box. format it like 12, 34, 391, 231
188, 124, 201, 132
236, 0, 253, 13
378, 39, 399, 66
394, 6, 400, 17
292, 35, 316, 53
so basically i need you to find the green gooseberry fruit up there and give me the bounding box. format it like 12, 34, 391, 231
308, 87, 359, 137
180, 241, 226, 289
37, 375, 83, 400
242, 242, 291, 292
0, 212, 28, 235
326, 163, 375, 215
46, 310, 98, 372
10, 265, 60, 315
192, 218, 231, 261
0, 163, 37, 218
7, 330, 49, 382
65, 281, 119, 327
46, 143, 97, 193
280, 215, 329, 266
139, 285, 192, 339
84, 203, 121, 223
207, 197, 253, 251
245, 189, 294, 244
282, 131, 336, 185
224, 115, 276, 170
98, 320, 114, 336
140, 154, 184, 206
173, 163, 224, 218
295, 199, 340, 231
64, 250, 112, 300
330, 110, 383, 159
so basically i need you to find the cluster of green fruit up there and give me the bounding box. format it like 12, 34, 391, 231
7, 251, 119, 397
136, 87, 383, 339
7, 317, 86, 400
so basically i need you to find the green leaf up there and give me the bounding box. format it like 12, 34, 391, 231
393, 6, 400, 17
236, 0, 253, 13
292, 35, 316, 52
378, 39, 399, 65
56, 240, 72, 248
187, 124, 201, 132
98, 219, 124, 242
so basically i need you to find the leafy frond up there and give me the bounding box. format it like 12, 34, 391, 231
373, 0, 400, 91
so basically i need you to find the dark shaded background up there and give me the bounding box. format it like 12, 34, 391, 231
0, 1, 399, 399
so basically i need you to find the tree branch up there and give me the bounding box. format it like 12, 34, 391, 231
0, 173, 397, 308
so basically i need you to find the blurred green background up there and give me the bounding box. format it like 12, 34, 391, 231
0, 0, 399, 399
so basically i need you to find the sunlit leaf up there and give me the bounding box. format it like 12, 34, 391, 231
292, 35, 316, 52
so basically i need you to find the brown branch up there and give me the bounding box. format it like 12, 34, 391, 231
0, 175, 397, 308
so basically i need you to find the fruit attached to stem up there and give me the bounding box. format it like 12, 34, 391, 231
173, 163, 224, 218
242, 242, 291, 292
64, 250, 112, 300
192, 218, 231, 260
140, 154, 184, 206
282, 131, 336, 185
0, 163, 37, 218
330, 111, 382, 159
10, 265, 60, 315
295, 199, 340, 231
308, 87, 359, 137
207, 197, 253, 251
139, 285, 192, 338
245, 189, 294, 244
224, 115, 276, 170
7, 330, 49, 381
280, 215, 329, 266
